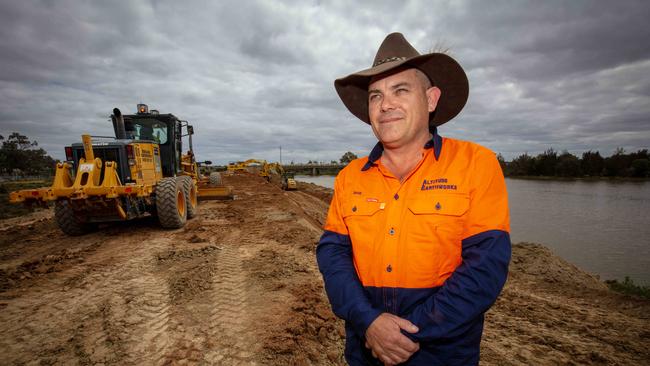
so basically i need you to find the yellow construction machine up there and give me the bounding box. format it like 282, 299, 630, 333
280, 170, 298, 191
227, 159, 269, 179
9, 104, 232, 235
225, 159, 295, 190
266, 162, 297, 190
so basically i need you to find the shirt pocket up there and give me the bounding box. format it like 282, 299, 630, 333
342, 200, 384, 278
405, 193, 469, 286
342, 200, 383, 241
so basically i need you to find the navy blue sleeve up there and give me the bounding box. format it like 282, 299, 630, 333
317, 230, 383, 335
404, 229, 511, 341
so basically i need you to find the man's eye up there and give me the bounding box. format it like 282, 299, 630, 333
396, 88, 408, 94
369, 94, 381, 101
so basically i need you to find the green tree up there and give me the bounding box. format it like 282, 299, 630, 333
556, 151, 581, 177
631, 159, 650, 177
509, 153, 535, 176
496, 153, 508, 175
581, 150, 604, 176
604, 147, 628, 177
0, 132, 56, 175
534, 148, 558, 176
340, 151, 358, 164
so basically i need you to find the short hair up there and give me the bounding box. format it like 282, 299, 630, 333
414, 68, 432, 90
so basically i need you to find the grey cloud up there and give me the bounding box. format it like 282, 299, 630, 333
1, 0, 649, 165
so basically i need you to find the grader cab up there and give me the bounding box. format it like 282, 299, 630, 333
10, 104, 232, 235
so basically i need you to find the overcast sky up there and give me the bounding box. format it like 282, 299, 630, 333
1, 0, 649, 164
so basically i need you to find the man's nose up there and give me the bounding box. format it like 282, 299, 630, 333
380, 94, 396, 112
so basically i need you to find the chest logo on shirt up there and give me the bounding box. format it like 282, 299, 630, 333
421, 178, 457, 191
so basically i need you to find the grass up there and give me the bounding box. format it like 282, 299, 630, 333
605, 276, 650, 300
0, 179, 53, 220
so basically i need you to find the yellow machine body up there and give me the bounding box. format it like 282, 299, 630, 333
130, 142, 163, 185
9, 104, 234, 235
10, 135, 232, 212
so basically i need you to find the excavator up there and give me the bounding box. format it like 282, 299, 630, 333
226, 159, 296, 190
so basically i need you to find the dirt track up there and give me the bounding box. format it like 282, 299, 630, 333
1, 174, 649, 365
0, 174, 345, 365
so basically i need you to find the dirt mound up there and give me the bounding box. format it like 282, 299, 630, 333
296, 181, 333, 204
261, 282, 345, 365
509, 242, 608, 292
482, 242, 649, 365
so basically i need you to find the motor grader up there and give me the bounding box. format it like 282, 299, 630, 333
9, 104, 232, 235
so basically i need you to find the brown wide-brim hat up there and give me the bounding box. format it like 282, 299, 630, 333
334, 32, 469, 126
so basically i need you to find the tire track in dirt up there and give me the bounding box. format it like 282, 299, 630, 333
67, 236, 174, 365
64, 236, 174, 365
203, 243, 255, 364
121, 269, 173, 364
0, 233, 176, 365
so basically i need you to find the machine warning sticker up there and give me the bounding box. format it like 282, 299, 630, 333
154, 154, 162, 173
79, 163, 94, 173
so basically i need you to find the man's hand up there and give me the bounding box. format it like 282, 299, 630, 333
365, 313, 420, 365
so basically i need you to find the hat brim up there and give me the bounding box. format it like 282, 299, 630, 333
334, 53, 469, 126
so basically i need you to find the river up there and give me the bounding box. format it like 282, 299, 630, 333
295, 175, 650, 285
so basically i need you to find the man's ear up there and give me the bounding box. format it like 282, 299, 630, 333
426, 86, 442, 113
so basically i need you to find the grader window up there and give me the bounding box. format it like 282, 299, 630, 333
128, 119, 168, 144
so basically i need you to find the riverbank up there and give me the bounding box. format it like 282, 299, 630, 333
0, 175, 648, 364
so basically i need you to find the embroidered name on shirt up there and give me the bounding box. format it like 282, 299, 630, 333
421, 178, 457, 191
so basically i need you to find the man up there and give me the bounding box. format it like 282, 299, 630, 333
316, 33, 511, 365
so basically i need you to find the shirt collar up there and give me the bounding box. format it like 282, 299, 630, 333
361, 125, 443, 171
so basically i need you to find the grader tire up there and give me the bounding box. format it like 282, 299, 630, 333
54, 201, 90, 236
209, 172, 222, 187
156, 177, 187, 229
180, 176, 198, 219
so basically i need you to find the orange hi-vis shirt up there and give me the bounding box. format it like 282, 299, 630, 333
317, 130, 512, 364
324, 136, 510, 290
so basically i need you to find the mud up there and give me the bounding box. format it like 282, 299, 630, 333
0, 173, 648, 365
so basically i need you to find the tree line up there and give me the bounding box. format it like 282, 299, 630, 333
498, 148, 650, 178
0, 133, 56, 176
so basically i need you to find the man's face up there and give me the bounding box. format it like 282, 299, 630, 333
367, 68, 441, 149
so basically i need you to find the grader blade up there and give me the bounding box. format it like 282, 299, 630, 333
197, 186, 234, 200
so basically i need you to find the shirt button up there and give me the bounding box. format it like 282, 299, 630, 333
386, 264, 392, 273
394, 193, 399, 200
389, 228, 395, 235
